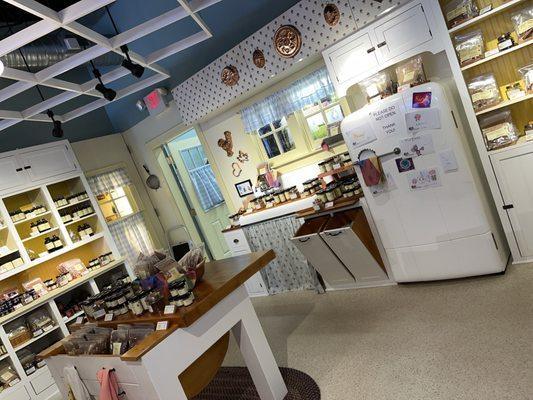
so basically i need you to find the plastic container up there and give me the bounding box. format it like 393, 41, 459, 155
455, 30, 484, 66
467, 74, 502, 112
479, 110, 519, 150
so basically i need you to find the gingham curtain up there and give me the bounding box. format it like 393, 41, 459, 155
240, 67, 335, 133
108, 212, 154, 267
87, 167, 131, 196
188, 164, 224, 211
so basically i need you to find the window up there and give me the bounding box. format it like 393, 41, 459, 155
257, 118, 296, 159
96, 185, 138, 223
179, 145, 225, 211
303, 97, 345, 145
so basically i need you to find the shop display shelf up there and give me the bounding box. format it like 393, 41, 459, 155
318, 163, 355, 179
0, 352, 10, 362
0, 248, 19, 260
13, 325, 60, 352
448, 0, 526, 33
0, 224, 7, 231
475, 92, 533, 116
63, 310, 84, 324
0, 232, 105, 282
55, 197, 91, 211
0, 257, 125, 326
461, 39, 532, 71
0, 379, 24, 399
13, 211, 52, 226
63, 213, 97, 227
21, 227, 59, 243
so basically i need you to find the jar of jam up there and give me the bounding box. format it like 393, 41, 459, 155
169, 280, 189, 297
316, 189, 328, 203
318, 161, 327, 173
278, 190, 287, 202
128, 296, 144, 316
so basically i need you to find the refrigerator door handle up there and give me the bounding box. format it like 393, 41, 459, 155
502, 204, 514, 210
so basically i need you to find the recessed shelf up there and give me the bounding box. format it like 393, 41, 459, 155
64, 213, 97, 227
55, 198, 90, 211
64, 310, 84, 324
475, 92, 533, 116
13, 325, 60, 352
0, 232, 105, 281
0, 352, 9, 362
21, 227, 59, 243
448, 0, 527, 33
0, 248, 19, 259
13, 211, 52, 226
461, 39, 532, 71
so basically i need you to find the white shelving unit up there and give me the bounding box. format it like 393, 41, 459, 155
0, 140, 130, 400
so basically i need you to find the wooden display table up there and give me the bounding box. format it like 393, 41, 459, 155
39, 251, 287, 400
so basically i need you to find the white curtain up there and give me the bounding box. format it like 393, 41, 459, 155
240, 67, 335, 133
87, 167, 131, 196
108, 212, 154, 267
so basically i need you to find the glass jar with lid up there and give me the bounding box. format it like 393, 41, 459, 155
318, 161, 327, 173
316, 189, 328, 203
278, 190, 287, 202
325, 188, 336, 202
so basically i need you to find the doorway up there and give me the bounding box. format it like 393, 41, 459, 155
161, 128, 231, 260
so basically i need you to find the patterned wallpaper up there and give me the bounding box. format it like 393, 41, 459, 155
172, 0, 409, 126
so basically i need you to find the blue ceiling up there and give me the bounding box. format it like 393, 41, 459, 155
0, 0, 301, 151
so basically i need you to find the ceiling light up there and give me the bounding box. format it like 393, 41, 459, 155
120, 45, 145, 78
46, 110, 63, 138
91, 64, 116, 101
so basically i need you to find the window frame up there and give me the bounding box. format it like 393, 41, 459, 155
96, 184, 140, 224
256, 118, 296, 160
301, 99, 345, 148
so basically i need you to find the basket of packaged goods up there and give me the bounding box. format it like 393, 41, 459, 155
7, 322, 32, 348
479, 110, 520, 151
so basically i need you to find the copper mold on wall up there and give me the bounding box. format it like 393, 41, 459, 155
273, 25, 302, 58
252, 49, 266, 68
221, 65, 240, 86
324, 3, 341, 26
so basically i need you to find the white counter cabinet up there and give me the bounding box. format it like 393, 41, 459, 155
490, 142, 533, 261
223, 229, 268, 297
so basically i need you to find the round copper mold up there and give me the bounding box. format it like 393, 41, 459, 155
273, 25, 302, 58
324, 3, 340, 26
221, 65, 239, 86
252, 49, 266, 68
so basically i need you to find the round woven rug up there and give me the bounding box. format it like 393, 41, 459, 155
193, 367, 321, 399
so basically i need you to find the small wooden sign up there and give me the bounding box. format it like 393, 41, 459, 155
156, 321, 169, 331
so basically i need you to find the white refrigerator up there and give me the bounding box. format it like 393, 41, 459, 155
341, 82, 506, 282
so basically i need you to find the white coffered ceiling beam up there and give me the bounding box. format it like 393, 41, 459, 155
0, 81, 34, 103
61, 98, 108, 122
2, 0, 61, 21
176, 0, 212, 35
147, 30, 210, 64
0, 20, 58, 57
110, 8, 189, 48
0, 110, 23, 120
21, 91, 79, 119
28, 113, 64, 122
0, 119, 22, 130
189, 0, 222, 13
80, 67, 129, 92
59, 0, 116, 24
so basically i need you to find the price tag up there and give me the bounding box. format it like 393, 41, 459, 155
156, 321, 169, 331
333, 163, 342, 170
75, 316, 84, 324
43, 325, 53, 332
33, 329, 44, 337
104, 313, 114, 322
164, 305, 176, 315
93, 309, 106, 320
325, 201, 334, 209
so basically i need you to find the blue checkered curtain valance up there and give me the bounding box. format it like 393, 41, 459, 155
239, 67, 335, 133
87, 167, 132, 196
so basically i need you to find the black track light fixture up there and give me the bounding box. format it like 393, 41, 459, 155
91, 61, 116, 101
47, 110, 63, 138
120, 45, 145, 78
105, 6, 145, 79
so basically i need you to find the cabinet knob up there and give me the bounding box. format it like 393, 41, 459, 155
23, 166, 31, 170
366, 47, 375, 53
377, 41, 387, 48
298, 237, 310, 243
233, 239, 239, 243
328, 231, 343, 237
502, 204, 514, 210
15, 168, 23, 172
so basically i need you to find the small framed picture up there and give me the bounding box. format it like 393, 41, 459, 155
235, 179, 254, 197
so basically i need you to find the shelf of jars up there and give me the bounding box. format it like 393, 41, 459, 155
444, 0, 532, 153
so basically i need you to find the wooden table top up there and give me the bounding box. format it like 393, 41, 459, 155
39, 250, 275, 361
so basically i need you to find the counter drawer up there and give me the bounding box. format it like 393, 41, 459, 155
7, 385, 30, 400
31, 367, 55, 394
223, 229, 250, 253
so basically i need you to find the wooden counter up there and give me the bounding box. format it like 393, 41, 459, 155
296, 195, 363, 219
39, 250, 288, 400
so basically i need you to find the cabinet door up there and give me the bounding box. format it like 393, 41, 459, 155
233, 248, 268, 296
0, 155, 28, 193
18, 144, 76, 182
373, 3, 432, 62
325, 32, 379, 88
493, 150, 533, 258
